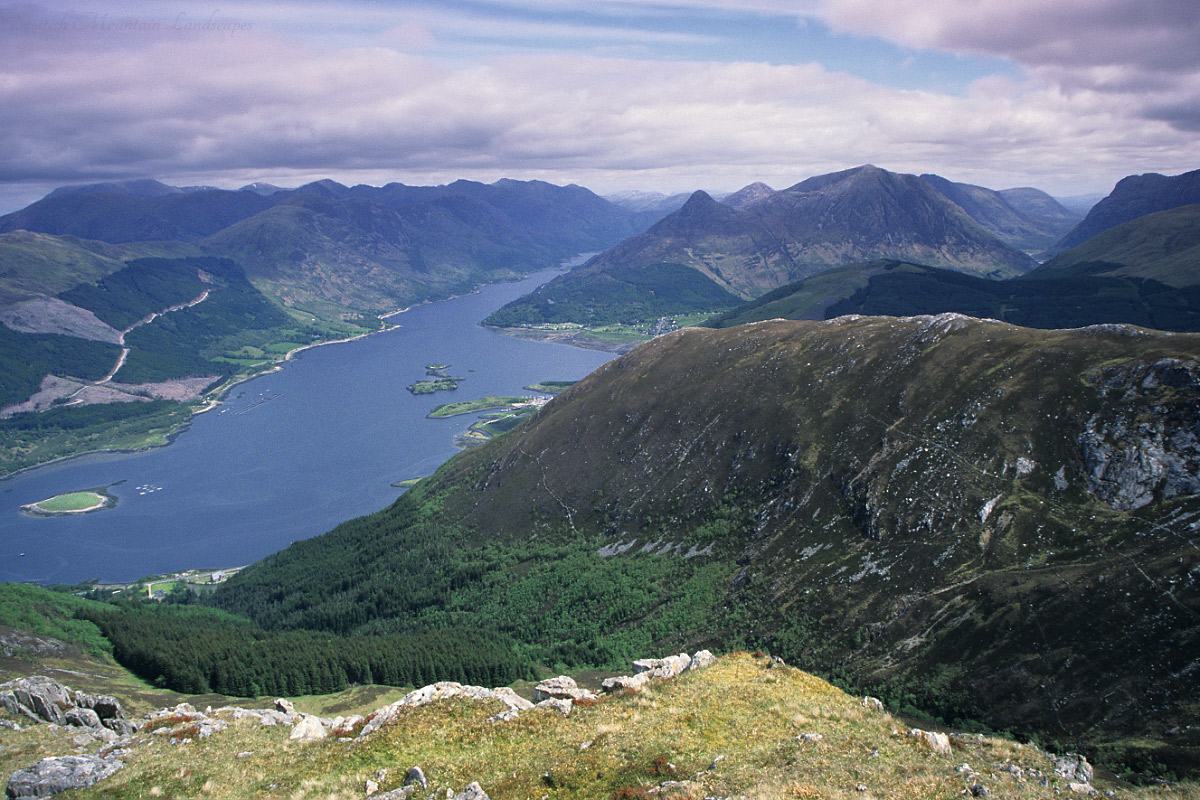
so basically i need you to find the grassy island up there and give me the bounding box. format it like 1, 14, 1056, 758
428, 396, 532, 418
22, 489, 116, 517
407, 377, 462, 394
525, 380, 576, 394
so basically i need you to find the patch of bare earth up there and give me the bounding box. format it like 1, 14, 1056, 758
0, 375, 218, 417
0, 297, 122, 343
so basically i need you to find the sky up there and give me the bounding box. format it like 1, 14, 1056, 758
1, 0, 1198, 212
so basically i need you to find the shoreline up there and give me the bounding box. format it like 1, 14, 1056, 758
484, 324, 642, 354
0, 262, 584, 482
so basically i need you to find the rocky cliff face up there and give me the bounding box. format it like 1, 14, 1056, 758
1080, 359, 1200, 510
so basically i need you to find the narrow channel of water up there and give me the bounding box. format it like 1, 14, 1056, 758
0, 268, 613, 585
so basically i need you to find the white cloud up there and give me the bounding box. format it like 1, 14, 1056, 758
0, 0, 1196, 207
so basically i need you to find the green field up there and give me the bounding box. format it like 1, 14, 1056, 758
428, 396, 530, 418
23, 489, 115, 516
36, 491, 105, 512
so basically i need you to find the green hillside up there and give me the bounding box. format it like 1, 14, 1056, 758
0, 325, 121, 408
212, 317, 1200, 769
0, 231, 198, 304
1031, 203, 1200, 287
484, 261, 742, 327
706, 260, 1200, 332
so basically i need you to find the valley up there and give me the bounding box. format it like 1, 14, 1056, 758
2, 165, 1199, 793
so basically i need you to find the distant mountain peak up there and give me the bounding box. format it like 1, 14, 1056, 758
722, 182, 775, 208
239, 182, 284, 196
45, 179, 182, 200
1050, 167, 1200, 255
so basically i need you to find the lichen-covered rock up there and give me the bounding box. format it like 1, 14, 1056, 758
633, 653, 691, 678
0, 677, 74, 725
1054, 753, 1094, 784
907, 728, 952, 756
533, 676, 596, 702
289, 714, 328, 742
5, 754, 123, 798
451, 782, 490, 800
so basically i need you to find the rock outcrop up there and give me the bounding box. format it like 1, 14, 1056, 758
357, 682, 533, 739
5, 754, 124, 799
532, 676, 597, 703
0, 677, 137, 736
602, 650, 717, 694
1080, 359, 1200, 510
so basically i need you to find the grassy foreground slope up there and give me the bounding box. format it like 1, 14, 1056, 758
214, 316, 1200, 769
11, 639, 1195, 800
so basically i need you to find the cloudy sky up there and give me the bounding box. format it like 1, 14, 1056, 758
1, 0, 1198, 211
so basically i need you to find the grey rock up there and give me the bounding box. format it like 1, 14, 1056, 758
907, 728, 951, 756
533, 676, 596, 702
487, 708, 520, 723
5, 754, 123, 798
685, 650, 718, 671
861, 696, 884, 712
373, 788, 415, 800
63, 708, 101, 729
1055, 753, 1094, 784
0, 677, 74, 725
74, 693, 126, 724
451, 782, 490, 800
274, 698, 295, 715
632, 653, 691, 678
288, 714, 328, 742
404, 766, 427, 789
601, 673, 650, 694
535, 698, 573, 715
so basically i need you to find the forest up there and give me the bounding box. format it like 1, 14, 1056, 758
78, 602, 530, 697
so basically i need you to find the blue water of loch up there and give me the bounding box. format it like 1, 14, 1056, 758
0, 268, 613, 584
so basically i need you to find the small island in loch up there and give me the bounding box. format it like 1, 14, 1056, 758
407, 363, 465, 394
20, 488, 117, 517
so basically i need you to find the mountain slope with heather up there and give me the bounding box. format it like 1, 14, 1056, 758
214, 315, 1200, 769
1031, 203, 1200, 287
704, 259, 1200, 331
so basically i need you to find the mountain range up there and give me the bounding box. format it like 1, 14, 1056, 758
706, 200, 1200, 330
485, 165, 1079, 329
0, 178, 656, 320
